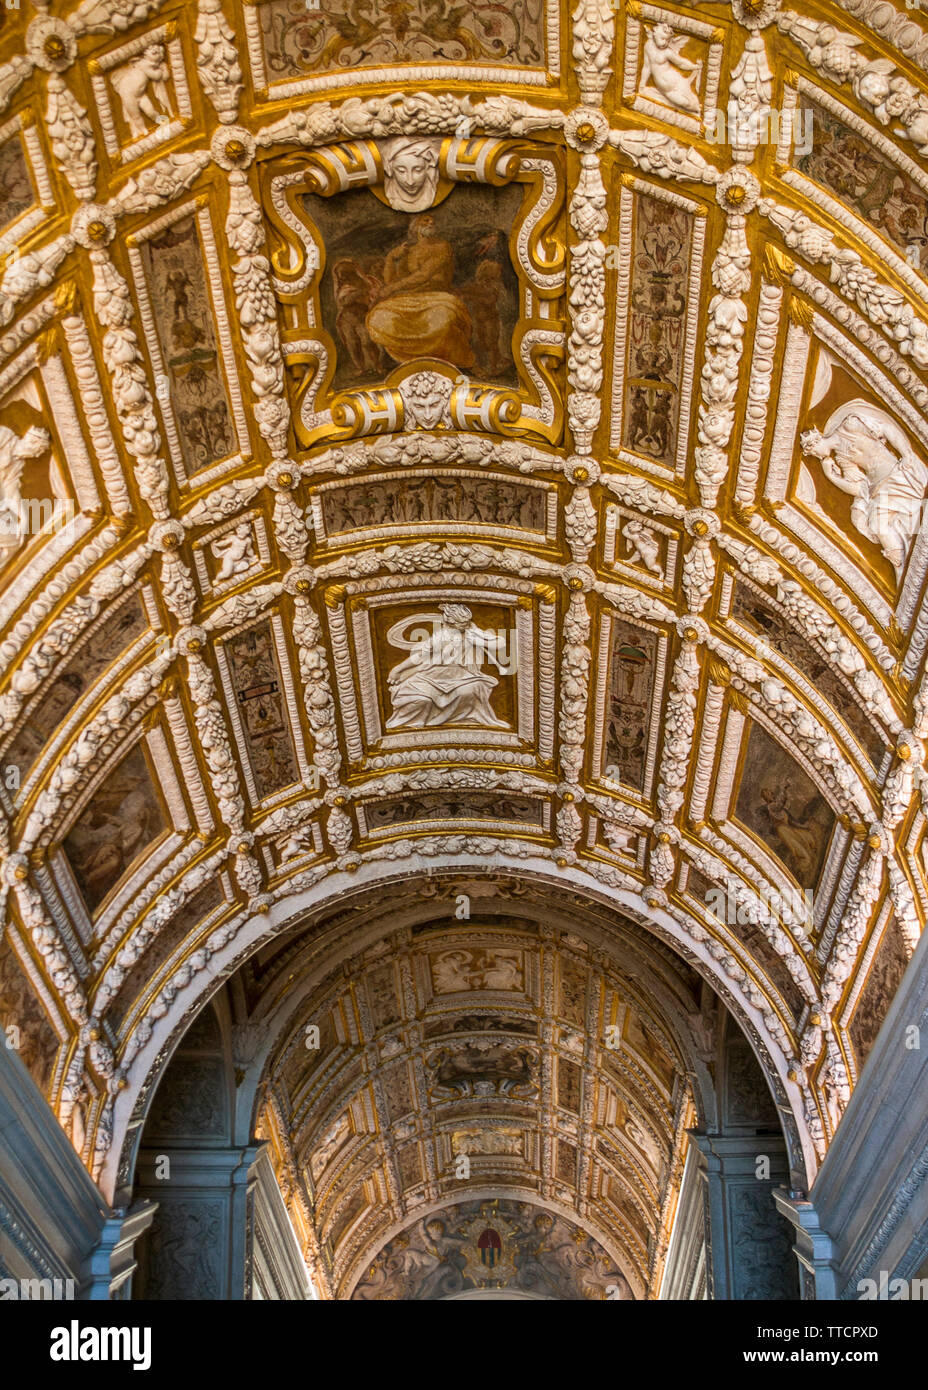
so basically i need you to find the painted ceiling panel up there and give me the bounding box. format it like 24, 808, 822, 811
0, 0, 925, 1297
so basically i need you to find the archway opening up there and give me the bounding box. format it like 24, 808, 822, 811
127, 872, 799, 1300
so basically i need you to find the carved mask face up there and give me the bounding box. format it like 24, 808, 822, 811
382, 138, 440, 213
19, 426, 50, 460
391, 154, 429, 198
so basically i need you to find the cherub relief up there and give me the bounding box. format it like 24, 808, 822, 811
639, 23, 702, 115
211, 523, 257, 583
111, 42, 171, 140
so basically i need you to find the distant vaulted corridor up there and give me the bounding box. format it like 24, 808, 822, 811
0, 0, 927, 1317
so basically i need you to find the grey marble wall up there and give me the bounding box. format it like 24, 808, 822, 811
0, 1033, 112, 1296
777, 921, 928, 1300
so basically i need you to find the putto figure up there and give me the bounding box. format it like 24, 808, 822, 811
211, 522, 257, 583
639, 23, 702, 115
800, 399, 928, 581
385, 603, 512, 730
111, 42, 171, 140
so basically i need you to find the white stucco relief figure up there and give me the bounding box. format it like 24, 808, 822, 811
310, 1113, 351, 1180
111, 43, 171, 139
639, 24, 702, 115
278, 826, 314, 862
0, 423, 50, 554
622, 519, 662, 575
800, 401, 928, 581
381, 136, 441, 213
451, 1128, 523, 1157
211, 522, 257, 582
431, 948, 522, 992
385, 604, 512, 730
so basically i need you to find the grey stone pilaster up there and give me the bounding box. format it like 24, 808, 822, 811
133, 1143, 262, 1299
690, 1131, 798, 1300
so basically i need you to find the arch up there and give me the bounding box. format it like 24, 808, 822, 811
107, 852, 812, 1204
0, 0, 927, 1303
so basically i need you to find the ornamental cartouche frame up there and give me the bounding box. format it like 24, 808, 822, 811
261, 135, 568, 448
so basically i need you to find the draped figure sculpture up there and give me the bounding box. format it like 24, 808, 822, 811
0, 423, 51, 554
800, 399, 928, 581
385, 603, 511, 730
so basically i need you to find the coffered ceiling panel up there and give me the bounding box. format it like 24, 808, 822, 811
0, 0, 925, 1297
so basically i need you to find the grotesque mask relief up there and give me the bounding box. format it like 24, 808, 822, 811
266, 137, 566, 447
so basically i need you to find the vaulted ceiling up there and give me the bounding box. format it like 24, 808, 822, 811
245, 883, 705, 1297
0, 0, 927, 1297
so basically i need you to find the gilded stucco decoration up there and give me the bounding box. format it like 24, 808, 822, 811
0, 0, 926, 1293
